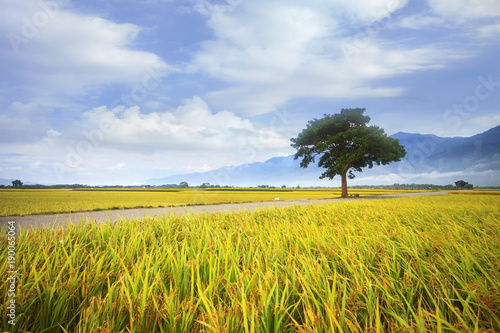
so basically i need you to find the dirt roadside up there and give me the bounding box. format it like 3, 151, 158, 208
0, 191, 450, 233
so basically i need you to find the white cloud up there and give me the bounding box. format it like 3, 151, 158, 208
392, 14, 446, 29
111, 162, 126, 171
469, 113, 500, 128
0, 0, 173, 97
427, 0, 500, 21
424, 0, 500, 40
0, 96, 293, 184
476, 23, 500, 38
192, 1, 336, 84
331, 0, 408, 25
190, 0, 467, 116
0, 102, 52, 143
75, 96, 288, 152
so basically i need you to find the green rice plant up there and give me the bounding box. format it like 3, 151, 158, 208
1, 195, 499, 332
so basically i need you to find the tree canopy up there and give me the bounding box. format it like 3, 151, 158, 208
455, 180, 473, 189
12, 179, 23, 188
290, 108, 406, 197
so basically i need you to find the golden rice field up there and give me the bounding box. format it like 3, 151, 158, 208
1, 194, 499, 332
449, 190, 500, 195
0, 188, 427, 217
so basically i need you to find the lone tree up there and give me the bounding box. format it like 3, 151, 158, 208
455, 180, 473, 189
12, 179, 23, 188
291, 108, 406, 198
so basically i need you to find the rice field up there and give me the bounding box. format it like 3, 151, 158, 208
0, 188, 427, 217
1, 194, 499, 332
449, 190, 500, 195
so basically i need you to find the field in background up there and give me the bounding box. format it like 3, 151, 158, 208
0, 188, 429, 216
1, 194, 498, 332
449, 189, 500, 195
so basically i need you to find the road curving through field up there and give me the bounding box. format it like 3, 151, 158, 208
0, 191, 450, 233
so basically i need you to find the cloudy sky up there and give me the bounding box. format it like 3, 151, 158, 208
1, 0, 499, 185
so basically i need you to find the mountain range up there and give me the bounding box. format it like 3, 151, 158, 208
147, 125, 500, 187
0, 179, 37, 186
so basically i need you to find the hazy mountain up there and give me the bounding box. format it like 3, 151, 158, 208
0, 179, 15, 186
391, 126, 499, 176
0, 179, 38, 186
147, 156, 326, 187
147, 125, 500, 187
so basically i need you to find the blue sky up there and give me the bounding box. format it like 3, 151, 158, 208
1, 0, 499, 185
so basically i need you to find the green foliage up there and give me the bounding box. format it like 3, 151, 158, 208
11, 180, 23, 188
455, 180, 472, 189
291, 108, 406, 180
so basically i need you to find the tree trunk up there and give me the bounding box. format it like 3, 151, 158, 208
341, 168, 348, 198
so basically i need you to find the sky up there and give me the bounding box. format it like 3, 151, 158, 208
1, 0, 499, 185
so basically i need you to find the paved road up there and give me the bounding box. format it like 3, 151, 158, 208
0, 191, 450, 233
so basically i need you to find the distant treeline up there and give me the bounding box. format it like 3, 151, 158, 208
204, 188, 296, 192
351, 184, 478, 190
1, 183, 496, 190
0, 184, 92, 189
72, 188, 181, 192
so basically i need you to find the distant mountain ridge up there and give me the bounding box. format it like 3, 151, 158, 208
147, 125, 500, 187
0, 178, 37, 186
